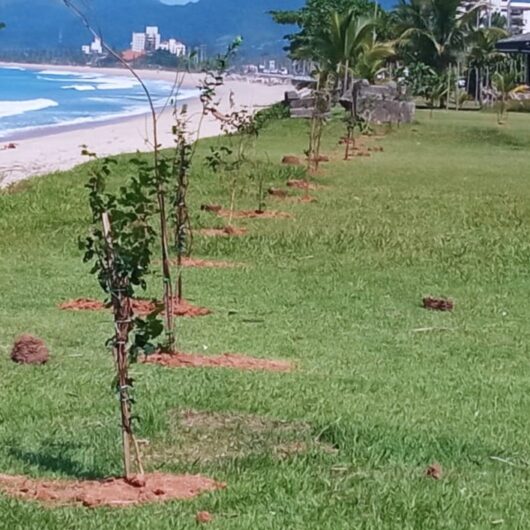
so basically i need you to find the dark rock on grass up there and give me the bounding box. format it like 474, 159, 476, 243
425, 463, 442, 480
10, 335, 49, 365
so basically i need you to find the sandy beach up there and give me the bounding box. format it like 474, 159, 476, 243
0, 63, 291, 188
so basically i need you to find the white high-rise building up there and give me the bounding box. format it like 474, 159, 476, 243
131, 32, 147, 53
130, 27, 187, 56
145, 26, 161, 51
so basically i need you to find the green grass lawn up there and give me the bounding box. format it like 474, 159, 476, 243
1, 109, 530, 529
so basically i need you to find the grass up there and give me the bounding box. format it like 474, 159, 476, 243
1, 109, 530, 528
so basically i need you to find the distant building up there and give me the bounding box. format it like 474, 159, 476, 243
145, 26, 161, 51
131, 32, 147, 53
81, 36, 103, 55
158, 38, 187, 56
130, 26, 186, 56
463, 1, 530, 34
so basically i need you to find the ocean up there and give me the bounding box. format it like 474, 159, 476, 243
0, 66, 197, 140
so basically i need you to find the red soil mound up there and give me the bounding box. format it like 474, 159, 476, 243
281, 155, 302, 166
143, 352, 294, 372
10, 335, 49, 365
217, 209, 292, 220
59, 298, 211, 317
0, 473, 224, 508
422, 297, 454, 312
198, 227, 248, 237
200, 204, 223, 213
170, 257, 242, 269
268, 187, 288, 198
307, 155, 330, 163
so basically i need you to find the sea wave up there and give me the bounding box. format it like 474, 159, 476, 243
62, 84, 97, 91
0, 98, 58, 119
95, 78, 141, 90
38, 69, 95, 78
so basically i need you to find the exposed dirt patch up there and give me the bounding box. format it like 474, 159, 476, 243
268, 187, 289, 198
422, 297, 454, 312
216, 209, 293, 220
307, 155, 330, 163
169, 257, 243, 269
281, 155, 302, 166
10, 335, 49, 365
0, 473, 224, 508
200, 204, 223, 213
197, 227, 248, 237
286, 180, 320, 191
142, 352, 293, 372
59, 298, 211, 318
147, 410, 337, 467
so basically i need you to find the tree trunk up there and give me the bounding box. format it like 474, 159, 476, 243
102, 212, 140, 481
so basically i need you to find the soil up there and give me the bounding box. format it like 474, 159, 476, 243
422, 297, 454, 312
268, 187, 288, 198
59, 298, 211, 318
143, 352, 294, 372
307, 155, 330, 163
216, 209, 293, 220
286, 180, 319, 191
10, 335, 49, 365
197, 227, 248, 237
0, 473, 224, 508
200, 204, 223, 213
281, 155, 302, 166
169, 257, 242, 269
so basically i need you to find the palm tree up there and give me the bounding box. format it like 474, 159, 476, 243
353, 41, 395, 83
492, 70, 518, 122
467, 26, 508, 105
296, 10, 377, 90
394, 0, 482, 73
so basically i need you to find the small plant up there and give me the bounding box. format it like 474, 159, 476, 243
492, 71, 518, 124
63, 0, 175, 353
306, 75, 331, 180
81, 152, 163, 480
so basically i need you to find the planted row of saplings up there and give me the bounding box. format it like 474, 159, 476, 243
2, 21, 388, 511
14, 37, 313, 509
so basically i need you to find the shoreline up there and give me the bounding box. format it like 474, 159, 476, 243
0, 62, 291, 187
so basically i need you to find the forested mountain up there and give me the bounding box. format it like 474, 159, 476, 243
0, 0, 305, 54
